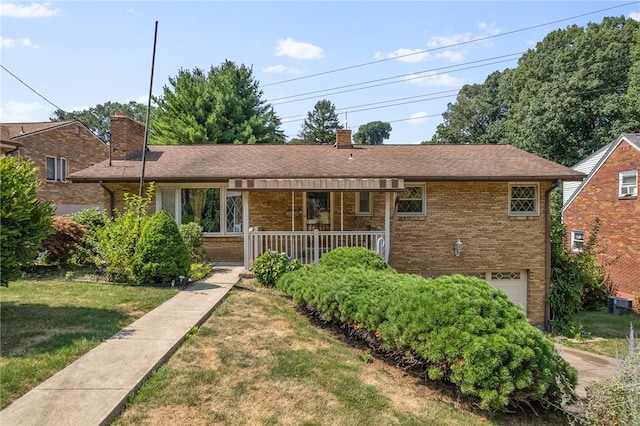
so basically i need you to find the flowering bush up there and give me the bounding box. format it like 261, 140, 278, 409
251, 250, 301, 287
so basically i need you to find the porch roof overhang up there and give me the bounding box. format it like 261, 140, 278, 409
228, 178, 404, 192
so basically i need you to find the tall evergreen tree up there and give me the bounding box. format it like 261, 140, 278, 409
353, 121, 392, 144
298, 99, 343, 144
151, 60, 285, 144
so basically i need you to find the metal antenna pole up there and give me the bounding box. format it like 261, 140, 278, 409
140, 20, 158, 197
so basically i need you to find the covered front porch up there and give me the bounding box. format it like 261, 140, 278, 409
230, 177, 404, 270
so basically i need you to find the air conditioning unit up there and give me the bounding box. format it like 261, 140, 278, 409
607, 296, 633, 314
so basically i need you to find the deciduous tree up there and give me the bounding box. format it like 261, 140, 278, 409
353, 121, 392, 145
51, 101, 149, 144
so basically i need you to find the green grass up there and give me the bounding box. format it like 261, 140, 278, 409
566, 307, 639, 358
0, 278, 179, 409
114, 281, 567, 425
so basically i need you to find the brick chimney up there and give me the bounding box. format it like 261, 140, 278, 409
109, 112, 145, 160
335, 129, 352, 149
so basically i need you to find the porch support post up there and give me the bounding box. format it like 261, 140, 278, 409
340, 192, 344, 231
291, 192, 295, 231
243, 191, 250, 271
384, 192, 391, 262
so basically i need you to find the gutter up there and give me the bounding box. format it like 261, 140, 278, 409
100, 181, 115, 219
544, 179, 560, 331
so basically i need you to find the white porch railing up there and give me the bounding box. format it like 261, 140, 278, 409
249, 230, 386, 265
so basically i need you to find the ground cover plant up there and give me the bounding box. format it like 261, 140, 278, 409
0, 278, 179, 409
276, 248, 577, 411
114, 279, 567, 425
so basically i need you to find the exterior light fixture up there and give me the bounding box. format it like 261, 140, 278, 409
454, 239, 463, 257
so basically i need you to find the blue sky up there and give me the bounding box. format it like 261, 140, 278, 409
1, 1, 639, 144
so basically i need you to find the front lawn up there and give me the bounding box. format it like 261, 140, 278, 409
0, 278, 179, 409
565, 307, 639, 358
114, 280, 566, 425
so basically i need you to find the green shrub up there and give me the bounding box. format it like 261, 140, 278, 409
0, 156, 54, 286
94, 186, 154, 282
178, 222, 206, 263
277, 249, 576, 410
70, 207, 107, 230
318, 246, 390, 271
132, 210, 190, 285
251, 250, 301, 287
189, 262, 213, 282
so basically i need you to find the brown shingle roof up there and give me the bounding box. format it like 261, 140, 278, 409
0, 121, 76, 140
68, 143, 585, 183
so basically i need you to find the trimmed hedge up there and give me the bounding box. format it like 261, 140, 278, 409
276, 248, 576, 410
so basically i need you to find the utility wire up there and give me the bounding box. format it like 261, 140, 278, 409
262, 1, 639, 88
270, 54, 520, 105
0, 64, 66, 113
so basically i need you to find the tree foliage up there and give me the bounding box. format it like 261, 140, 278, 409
50, 101, 149, 144
425, 16, 640, 166
353, 121, 392, 145
151, 60, 285, 145
0, 157, 54, 286
298, 99, 343, 144
38, 216, 87, 265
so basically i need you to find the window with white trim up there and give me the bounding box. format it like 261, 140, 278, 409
398, 184, 426, 217
508, 183, 539, 216
46, 156, 67, 182
571, 230, 584, 252
619, 170, 637, 197
356, 191, 373, 216
157, 185, 243, 235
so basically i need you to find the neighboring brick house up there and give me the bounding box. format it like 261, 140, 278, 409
0, 120, 109, 215
562, 133, 640, 306
69, 114, 584, 327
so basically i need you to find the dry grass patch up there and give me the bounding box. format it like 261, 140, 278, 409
115, 281, 566, 425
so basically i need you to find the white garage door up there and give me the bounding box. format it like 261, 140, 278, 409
484, 271, 528, 312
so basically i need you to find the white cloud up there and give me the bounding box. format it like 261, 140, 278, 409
261, 64, 302, 74
0, 37, 38, 49
0, 2, 62, 18
0, 101, 47, 122
428, 33, 473, 48
478, 21, 501, 36
275, 38, 323, 60
375, 48, 430, 64
127, 8, 136, 15
630, 12, 640, 21
408, 111, 429, 124
435, 50, 464, 62
404, 71, 463, 87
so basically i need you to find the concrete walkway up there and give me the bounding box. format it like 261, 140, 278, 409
0, 265, 243, 426
555, 343, 619, 398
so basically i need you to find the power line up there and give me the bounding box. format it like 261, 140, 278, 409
0, 64, 66, 113
262, 1, 640, 88
269, 54, 521, 105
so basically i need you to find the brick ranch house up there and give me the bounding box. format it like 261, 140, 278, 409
0, 120, 109, 215
563, 133, 639, 307
69, 114, 584, 327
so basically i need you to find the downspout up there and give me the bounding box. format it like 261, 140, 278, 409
387, 193, 400, 267
100, 181, 115, 219
544, 180, 560, 331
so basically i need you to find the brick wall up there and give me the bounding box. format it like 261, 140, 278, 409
17, 123, 109, 214
110, 113, 145, 159
563, 143, 640, 300
247, 183, 551, 325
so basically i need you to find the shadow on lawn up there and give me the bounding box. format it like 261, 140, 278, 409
0, 302, 128, 357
